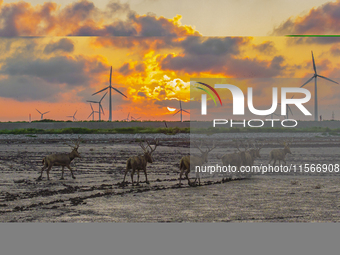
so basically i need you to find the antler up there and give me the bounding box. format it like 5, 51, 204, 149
65, 136, 82, 149
146, 138, 159, 154
205, 140, 217, 152
193, 139, 204, 153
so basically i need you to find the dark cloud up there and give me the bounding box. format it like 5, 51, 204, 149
0, 54, 109, 103
0, 75, 60, 102
44, 38, 74, 54
252, 41, 277, 55
160, 36, 286, 77
0, 1, 199, 37
2, 56, 90, 86
138, 92, 147, 97
272, 0, 340, 44
181, 37, 246, 56
118, 63, 133, 76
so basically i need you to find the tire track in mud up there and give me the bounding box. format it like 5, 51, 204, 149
0, 177, 245, 214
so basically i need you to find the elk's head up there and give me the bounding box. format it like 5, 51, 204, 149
194, 140, 217, 163
67, 137, 82, 158
139, 138, 159, 163
253, 140, 263, 158
280, 140, 292, 154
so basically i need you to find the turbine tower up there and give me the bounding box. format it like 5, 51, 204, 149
92, 66, 127, 121
67, 110, 77, 121
301, 51, 339, 121
173, 100, 189, 122
87, 92, 107, 121
36, 109, 50, 120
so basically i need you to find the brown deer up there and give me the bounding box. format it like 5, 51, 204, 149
244, 140, 263, 166
268, 140, 292, 166
123, 138, 159, 186
220, 141, 247, 173
179, 140, 216, 186
37, 138, 81, 181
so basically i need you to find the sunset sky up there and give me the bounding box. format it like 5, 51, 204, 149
0, 0, 340, 121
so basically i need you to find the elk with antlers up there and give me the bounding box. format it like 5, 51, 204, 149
268, 140, 292, 166
123, 138, 159, 186
37, 138, 82, 181
220, 140, 247, 175
179, 140, 216, 186
244, 140, 263, 166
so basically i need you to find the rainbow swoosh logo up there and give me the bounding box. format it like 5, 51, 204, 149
195, 82, 223, 106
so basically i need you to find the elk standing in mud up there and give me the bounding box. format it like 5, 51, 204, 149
268, 140, 292, 166
179, 140, 216, 186
37, 138, 81, 181
244, 140, 263, 166
220, 141, 247, 172
123, 138, 159, 186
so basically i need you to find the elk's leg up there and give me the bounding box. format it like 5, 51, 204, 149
144, 169, 149, 184
123, 169, 129, 183
185, 169, 191, 185
60, 166, 65, 180
37, 166, 46, 180
136, 170, 140, 186
179, 168, 185, 185
46, 164, 53, 180
66, 165, 76, 179
283, 159, 286, 165
131, 169, 135, 186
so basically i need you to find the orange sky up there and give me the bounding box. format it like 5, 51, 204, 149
0, 1, 340, 121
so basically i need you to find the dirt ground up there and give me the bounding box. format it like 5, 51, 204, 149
0, 133, 339, 222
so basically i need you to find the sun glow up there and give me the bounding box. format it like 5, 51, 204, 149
167, 107, 176, 112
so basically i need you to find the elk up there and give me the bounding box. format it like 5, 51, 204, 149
179, 140, 216, 186
37, 138, 81, 181
220, 141, 247, 173
123, 138, 159, 186
244, 140, 263, 166
268, 140, 292, 166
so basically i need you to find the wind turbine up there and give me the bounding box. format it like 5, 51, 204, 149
173, 100, 189, 122
283, 96, 294, 119
301, 51, 339, 121
67, 110, 77, 121
92, 66, 127, 121
123, 112, 130, 122
87, 92, 107, 121
36, 109, 50, 120
131, 116, 141, 121
87, 103, 95, 121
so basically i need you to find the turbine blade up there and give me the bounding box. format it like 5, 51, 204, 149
300, 76, 315, 88
87, 112, 93, 119
183, 110, 190, 114
92, 87, 109, 96
100, 104, 105, 115
87, 100, 99, 103
311, 51, 317, 74
36, 109, 42, 114
111, 87, 128, 98
74, 110, 77, 116
173, 110, 180, 116
100, 91, 108, 102
43, 111, 50, 114
90, 103, 93, 111
180, 100, 182, 109
317, 75, 339, 84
